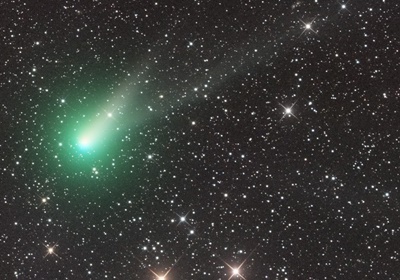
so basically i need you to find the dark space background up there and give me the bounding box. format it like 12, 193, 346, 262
0, 0, 399, 279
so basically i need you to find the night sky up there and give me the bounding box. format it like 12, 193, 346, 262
1, 0, 399, 279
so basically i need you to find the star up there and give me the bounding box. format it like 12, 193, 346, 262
103, 107, 118, 120
219, 245, 259, 280
222, 192, 236, 204
176, 211, 191, 227
232, 268, 240, 276
37, 195, 50, 207
299, 17, 317, 37
134, 253, 185, 280
44, 243, 60, 258
223, 263, 246, 280
338, 1, 350, 13
279, 101, 299, 121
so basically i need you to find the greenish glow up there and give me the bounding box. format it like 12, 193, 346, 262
78, 136, 92, 149
77, 116, 111, 152
49, 74, 142, 184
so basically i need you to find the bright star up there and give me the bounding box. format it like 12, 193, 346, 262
44, 243, 59, 258
219, 245, 259, 280
299, 17, 317, 37
384, 192, 389, 197
279, 101, 299, 121
339, 1, 350, 13
37, 195, 50, 207
149, 270, 168, 280
176, 211, 191, 227
226, 265, 245, 280
134, 253, 184, 280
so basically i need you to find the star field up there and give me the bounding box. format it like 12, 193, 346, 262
1, 0, 399, 279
